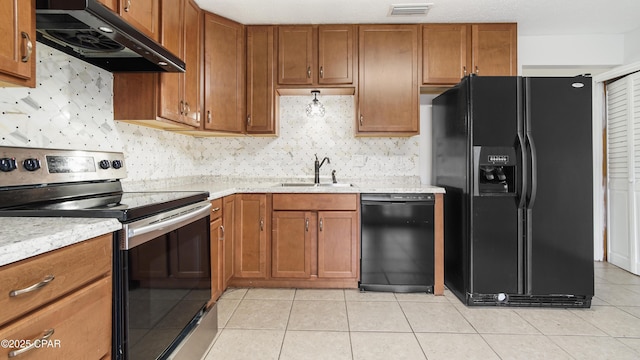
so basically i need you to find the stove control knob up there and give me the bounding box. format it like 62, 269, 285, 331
111, 160, 123, 169
0, 158, 17, 172
23, 158, 41, 172
99, 160, 111, 169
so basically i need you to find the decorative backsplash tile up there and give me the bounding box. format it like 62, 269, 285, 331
0, 44, 422, 184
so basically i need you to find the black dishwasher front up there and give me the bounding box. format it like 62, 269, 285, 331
360, 193, 435, 293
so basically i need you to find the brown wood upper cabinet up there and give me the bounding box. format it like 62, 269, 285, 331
203, 13, 246, 133
119, 0, 161, 41
278, 25, 354, 86
422, 23, 517, 85
113, 0, 202, 130
160, 0, 202, 128
0, 0, 35, 87
246, 26, 277, 135
358, 24, 420, 135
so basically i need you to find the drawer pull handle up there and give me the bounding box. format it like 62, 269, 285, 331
21, 32, 33, 63
211, 207, 221, 212
305, 218, 309, 231
220, 225, 225, 240
319, 218, 323, 231
9, 275, 55, 297
7, 328, 54, 358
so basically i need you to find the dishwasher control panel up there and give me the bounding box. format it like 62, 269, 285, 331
361, 193, 435, 202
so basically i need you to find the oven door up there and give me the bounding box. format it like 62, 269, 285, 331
114, 201, 215, 360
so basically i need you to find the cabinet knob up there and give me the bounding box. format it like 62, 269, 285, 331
124, 0, 132, 12
463, 66, 467, 76
359, 114, 364, 127
475, 66, 479, 75
21, 32, 33, 63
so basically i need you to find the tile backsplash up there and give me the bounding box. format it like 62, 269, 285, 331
0, 44, 422, 183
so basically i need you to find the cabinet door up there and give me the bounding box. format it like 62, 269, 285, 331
318, 25, 354, 85
203, 13, 245, 132
272, 211, 314, 278
210, 217, 223, 302
358, 25, 419, 134
222, 195, 236, 287
170, 217, 210, 279
278, 26, 314, 85
471, 23, 517, 76
422, 24, 469, 85
182, 0, 203, 126
318, 211, 358, 278
0, 0, 35, 87
97, 0, 118, 11
120, 0, 160, 41
234, 194, 268, 278
246, 26, 276, 134
158, 0, 184, 123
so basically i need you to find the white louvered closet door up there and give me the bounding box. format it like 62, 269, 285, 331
607, 72, 640, 275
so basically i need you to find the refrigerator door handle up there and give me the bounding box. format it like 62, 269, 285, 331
526, 132, 538, 209
516, 134, 527, 209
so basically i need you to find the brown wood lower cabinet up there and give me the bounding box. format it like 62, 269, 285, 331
228, 193, 359, 289
272, 210, 358, 281
317, 211, 358, 278
0, 234, 112, 359
272, 211, 314, 278
234, 194, 269, 279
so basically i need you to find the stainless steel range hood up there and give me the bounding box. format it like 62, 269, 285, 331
35, 0, 185, 72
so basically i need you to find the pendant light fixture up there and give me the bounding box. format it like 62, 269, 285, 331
305, 90, 325, 118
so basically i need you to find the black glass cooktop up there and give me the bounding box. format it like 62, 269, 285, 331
0, 191, 209, 222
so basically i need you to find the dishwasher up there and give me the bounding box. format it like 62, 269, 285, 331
360, 193, 435, 293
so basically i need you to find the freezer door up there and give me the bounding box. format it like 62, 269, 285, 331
524, 76, 594, 296
468, 76, 522, 295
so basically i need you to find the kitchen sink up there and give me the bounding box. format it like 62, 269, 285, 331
279, 182, 354, 187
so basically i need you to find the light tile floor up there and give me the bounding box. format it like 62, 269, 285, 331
202, 262, 640, 359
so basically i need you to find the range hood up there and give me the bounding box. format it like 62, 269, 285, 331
35, 0, 185, 72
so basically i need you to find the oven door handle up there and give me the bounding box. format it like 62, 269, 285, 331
123, 201, 211, 249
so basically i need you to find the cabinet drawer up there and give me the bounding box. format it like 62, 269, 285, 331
210, 198, 223, 220
0, 277, 112, 359
0, 234, 112, 327
273, 194, 357, 211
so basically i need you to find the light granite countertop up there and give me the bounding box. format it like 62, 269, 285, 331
0, 217, 121, 267
0, 177, 444, 267
125, 178, 446, 200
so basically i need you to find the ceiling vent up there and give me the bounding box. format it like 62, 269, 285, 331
388, 3, 433, 16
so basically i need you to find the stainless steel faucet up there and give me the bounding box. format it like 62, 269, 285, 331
314, 154, 330, 184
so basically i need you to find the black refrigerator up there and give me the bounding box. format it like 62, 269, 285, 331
432, 75, 594, 307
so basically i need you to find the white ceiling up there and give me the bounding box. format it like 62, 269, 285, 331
194, 0, 640, 36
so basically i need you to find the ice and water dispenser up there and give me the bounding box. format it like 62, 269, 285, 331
473, 146, 517, 196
